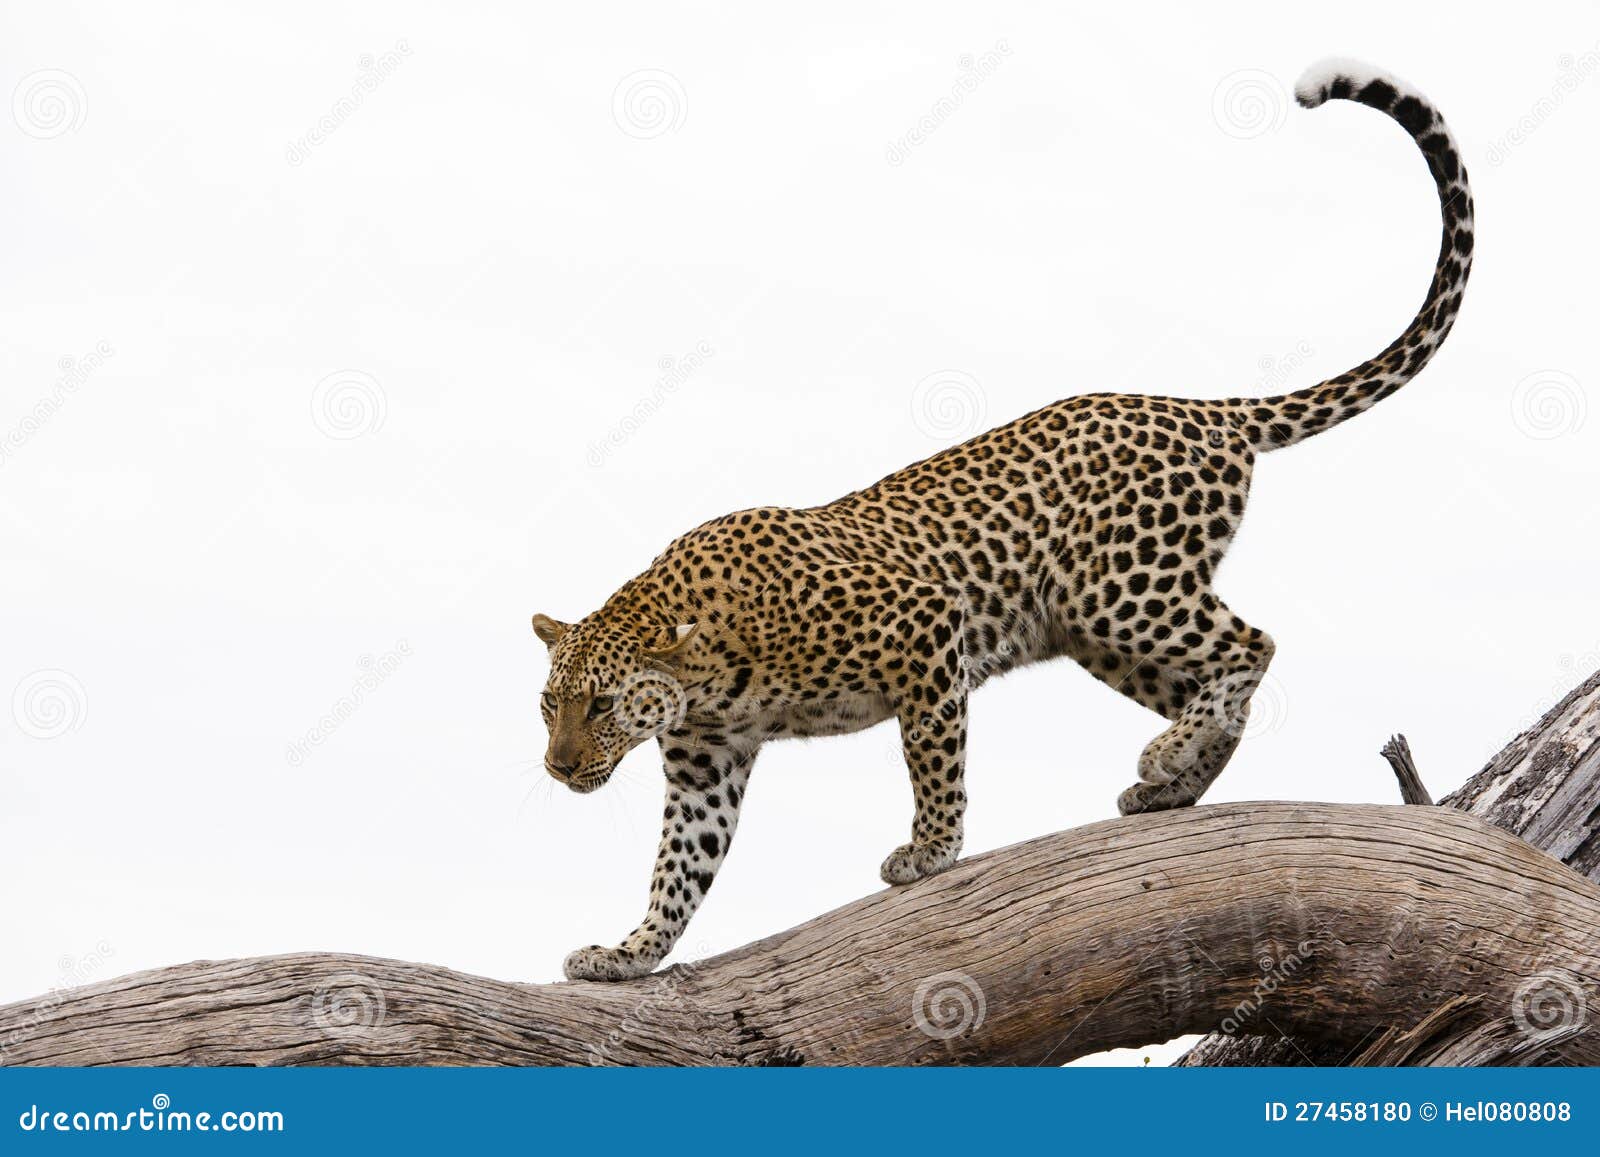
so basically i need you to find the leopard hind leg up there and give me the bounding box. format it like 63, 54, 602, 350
1113, 595, 1275, 816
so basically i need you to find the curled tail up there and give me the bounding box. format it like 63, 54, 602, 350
1231, 59, 1474, 453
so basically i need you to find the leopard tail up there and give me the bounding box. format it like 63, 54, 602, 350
1230, 59, 1474, 453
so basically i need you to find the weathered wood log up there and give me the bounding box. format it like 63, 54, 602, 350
1179, 666, 1600, 1066
3, 802, 1597, 1066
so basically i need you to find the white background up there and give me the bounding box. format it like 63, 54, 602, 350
3, 2, 1597, 1067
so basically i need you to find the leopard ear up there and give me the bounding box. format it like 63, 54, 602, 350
642, 622, 699, 663
531, 614, 569, 646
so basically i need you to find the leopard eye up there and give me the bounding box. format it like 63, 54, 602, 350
540, 692, 556, 713
588, 695, 614, 720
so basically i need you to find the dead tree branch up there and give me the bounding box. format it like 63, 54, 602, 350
1179, 666, 1600, 1066
3, 802, 1598, 1067
1381, 734, 1433, 806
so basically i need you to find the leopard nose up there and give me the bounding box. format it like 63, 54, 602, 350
547, 759, 576, 780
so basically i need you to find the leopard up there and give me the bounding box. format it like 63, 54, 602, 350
533, 58, 1473, 982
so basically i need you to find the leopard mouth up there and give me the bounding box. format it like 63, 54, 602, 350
566, 769, 612, 794
545, 758, 612, 793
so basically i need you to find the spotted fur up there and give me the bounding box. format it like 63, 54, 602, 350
537, 59, 1473, 982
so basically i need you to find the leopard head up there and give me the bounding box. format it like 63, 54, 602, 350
531, 611, 698, 793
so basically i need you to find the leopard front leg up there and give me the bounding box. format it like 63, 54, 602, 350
563, 732, 757, 982
878, 586, 968, 885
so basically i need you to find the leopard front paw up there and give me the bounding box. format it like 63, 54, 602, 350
879, 840, 959, 885
562, 944, 658, 982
